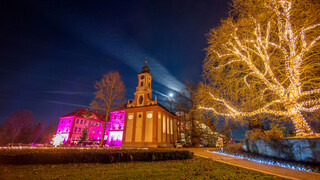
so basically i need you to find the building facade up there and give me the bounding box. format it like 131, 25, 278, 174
56, 108, 125, 146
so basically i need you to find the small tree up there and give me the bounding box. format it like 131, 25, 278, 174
90, 71, 126, 148
37, 123, 57, 145
78, 126, 89, 146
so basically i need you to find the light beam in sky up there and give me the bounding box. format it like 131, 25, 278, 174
54, 13, 185, 92
89, 29, 185, 92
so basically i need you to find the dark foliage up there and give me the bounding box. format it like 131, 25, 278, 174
0, 149, 193, 165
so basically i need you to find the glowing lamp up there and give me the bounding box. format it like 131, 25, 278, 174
52, 134, 64, 147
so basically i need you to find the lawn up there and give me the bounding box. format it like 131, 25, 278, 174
0, 156, 286, 180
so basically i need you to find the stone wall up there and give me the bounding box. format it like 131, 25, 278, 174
241, 138, 320, 163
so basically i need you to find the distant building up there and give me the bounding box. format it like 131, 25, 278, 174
56, 108, 125, 146
56, 62, 179, 147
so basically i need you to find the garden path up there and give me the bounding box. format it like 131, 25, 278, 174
186, 148, 320, 180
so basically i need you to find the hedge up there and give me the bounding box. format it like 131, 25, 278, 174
0, 148, 193, 165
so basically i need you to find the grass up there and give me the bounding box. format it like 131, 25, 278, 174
0, 156, 286, 180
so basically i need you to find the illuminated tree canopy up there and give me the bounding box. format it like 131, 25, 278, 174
200, 0, 320, 136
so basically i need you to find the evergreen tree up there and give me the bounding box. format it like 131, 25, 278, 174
78, 126, 89, 146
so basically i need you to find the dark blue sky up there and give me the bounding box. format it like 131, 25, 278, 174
0, 0, 242, 137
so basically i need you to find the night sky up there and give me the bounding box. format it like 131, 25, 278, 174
0, 0, 243, 138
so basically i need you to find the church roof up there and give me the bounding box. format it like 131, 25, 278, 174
123, 102, 177, 116
140, 61, 150, 73
61, 108, 105, 120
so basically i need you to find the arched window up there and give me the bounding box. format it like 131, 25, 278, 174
139, 96, 143, 104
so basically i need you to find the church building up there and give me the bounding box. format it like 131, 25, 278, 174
121, 62, 180, 147
55, 62, 179, 148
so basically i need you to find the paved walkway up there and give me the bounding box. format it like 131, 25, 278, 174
185, 148, 320, 180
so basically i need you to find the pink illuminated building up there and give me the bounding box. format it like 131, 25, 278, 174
56, 108, 125, 146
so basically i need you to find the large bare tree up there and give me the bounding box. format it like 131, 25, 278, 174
90, 71, 125, 147
1, 110, 34, 144
200, 0, 320, 136
168, 81, 217, 146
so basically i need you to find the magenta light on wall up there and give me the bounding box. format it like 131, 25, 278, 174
55, 110, 125, 146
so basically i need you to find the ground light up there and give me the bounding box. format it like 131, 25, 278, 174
212, 151, 313, 172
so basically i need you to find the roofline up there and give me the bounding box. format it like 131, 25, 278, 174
124, 103, 177, 117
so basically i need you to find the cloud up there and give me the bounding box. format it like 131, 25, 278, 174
40, 91, 92, 95
45, 100, 90, 108
89, 31, 185, 92
153, 90, 170, 99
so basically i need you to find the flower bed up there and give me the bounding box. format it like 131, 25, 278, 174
0, 148, 193, 165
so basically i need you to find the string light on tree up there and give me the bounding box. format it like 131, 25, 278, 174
200, 0, 320, 136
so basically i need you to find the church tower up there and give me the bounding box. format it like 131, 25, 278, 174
127, 61, 157, 108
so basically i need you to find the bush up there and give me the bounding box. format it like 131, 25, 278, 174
223, 143, 242, 154
0, 148, 193, 165
265, 123, 284, 140
245, 129, 267, 140
246, 123, 285, 141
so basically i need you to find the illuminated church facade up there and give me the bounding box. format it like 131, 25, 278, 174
56, 62, 179, 147
122, 62, 179, 147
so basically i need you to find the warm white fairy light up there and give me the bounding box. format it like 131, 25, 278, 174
201, 0, 320, 136
52, 134, 64, 147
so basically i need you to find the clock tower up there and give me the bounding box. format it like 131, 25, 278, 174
127, 61, 157, 108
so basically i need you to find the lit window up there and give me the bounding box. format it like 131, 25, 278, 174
163, 117, 166, 133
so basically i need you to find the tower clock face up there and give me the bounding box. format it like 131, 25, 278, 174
140, 75, 145, 80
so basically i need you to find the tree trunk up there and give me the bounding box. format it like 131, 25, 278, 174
191, 118, 200, 147
288, 107, 313, 136
100, 114, 109, 148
